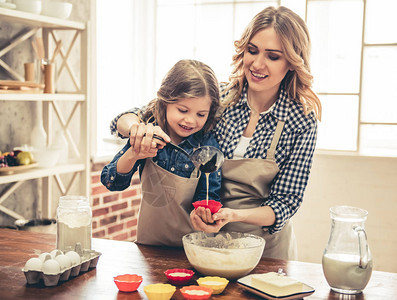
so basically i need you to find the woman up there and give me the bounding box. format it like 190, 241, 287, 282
110, 6, 321, 260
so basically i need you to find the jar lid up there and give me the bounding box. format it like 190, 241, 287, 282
59, 195, 89, 207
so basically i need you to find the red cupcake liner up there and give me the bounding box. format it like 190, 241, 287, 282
164, 268, 194, 285
180, 285, 213, 300
192, 200, 222, 213
113, 274, 142, 292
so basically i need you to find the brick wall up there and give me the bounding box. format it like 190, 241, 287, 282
90, 162, 141, 241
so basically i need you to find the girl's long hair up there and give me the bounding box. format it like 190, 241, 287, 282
141, 59, 220, 133
225, 6, 321, 120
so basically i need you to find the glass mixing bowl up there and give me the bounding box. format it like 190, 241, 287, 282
182, 231, 265, 280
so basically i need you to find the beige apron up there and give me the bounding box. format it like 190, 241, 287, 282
137, 158, 199, 247
221, 120, 297, 260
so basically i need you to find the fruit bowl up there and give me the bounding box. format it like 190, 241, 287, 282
0, 149, 37, 174
183, 231, 265, 280
0, 163, 38, 175
192, 200, 222, 213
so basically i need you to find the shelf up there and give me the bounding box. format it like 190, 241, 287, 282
0, 7, 89, 220
0, 93, 86, 101
0, 8, 85, 30
0, 163, 86, 184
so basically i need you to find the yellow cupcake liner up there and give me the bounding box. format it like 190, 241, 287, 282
144, 283, 176, 300
197, 276, 229, 294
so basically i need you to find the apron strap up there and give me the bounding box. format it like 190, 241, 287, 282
267, 120, 285, 160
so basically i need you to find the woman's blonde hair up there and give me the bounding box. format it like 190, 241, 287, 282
226, 6, 321, 120
141, 59, 220, 133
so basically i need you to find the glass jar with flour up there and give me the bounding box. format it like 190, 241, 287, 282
56, 195, 92, 251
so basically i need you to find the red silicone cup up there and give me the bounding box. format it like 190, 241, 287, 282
113, 274, 143, 292
164, 268, 194, 285
192, 200, 222, 213
180, 285, 213, 300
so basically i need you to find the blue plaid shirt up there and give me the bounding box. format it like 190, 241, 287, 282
110, 83, 318, 234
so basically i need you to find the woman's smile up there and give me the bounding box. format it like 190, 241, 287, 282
250, 70, 268, 80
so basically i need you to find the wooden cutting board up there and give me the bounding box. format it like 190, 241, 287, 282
0, 80, 44, 90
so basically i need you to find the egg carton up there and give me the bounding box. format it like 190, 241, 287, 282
22, 246, 101, 287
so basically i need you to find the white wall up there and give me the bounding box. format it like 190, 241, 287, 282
293, 153, 397, 273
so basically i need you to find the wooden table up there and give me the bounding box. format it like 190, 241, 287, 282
0, 229, 396, 299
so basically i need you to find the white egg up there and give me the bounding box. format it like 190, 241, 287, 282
24, 257, 43, 271
38, 252, 52, 262
42, 259, 61, 274
55, 254, 72, 270
50, 249, 63, 258
65, 251, 81, 265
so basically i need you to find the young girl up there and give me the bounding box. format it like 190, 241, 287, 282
101, 59, 221, 247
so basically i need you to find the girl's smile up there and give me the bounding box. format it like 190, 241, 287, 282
179, 124, 194, 132
166, 96, 211, 144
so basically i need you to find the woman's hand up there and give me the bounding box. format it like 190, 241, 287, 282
128, 123, 170, 153
190, 207, 234, 233
190, 205, 277, 233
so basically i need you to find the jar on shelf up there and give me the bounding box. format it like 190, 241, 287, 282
56, 195, 92, 252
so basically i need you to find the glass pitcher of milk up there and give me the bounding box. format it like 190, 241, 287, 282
322, 205, 373, 294
56, 195, 92, 252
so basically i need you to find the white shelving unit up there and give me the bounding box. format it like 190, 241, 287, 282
0, 8, 90, 221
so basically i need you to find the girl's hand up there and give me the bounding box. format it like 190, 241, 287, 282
125, 141, 157, 160
190, 208, 233, 233
128, 123, 170, 153
116, 137, 160, 174
194, 206, 215, 224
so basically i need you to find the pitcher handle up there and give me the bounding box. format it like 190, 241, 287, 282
353, 225, 369, 269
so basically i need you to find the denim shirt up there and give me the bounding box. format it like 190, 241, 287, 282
101, 131, 221, 203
